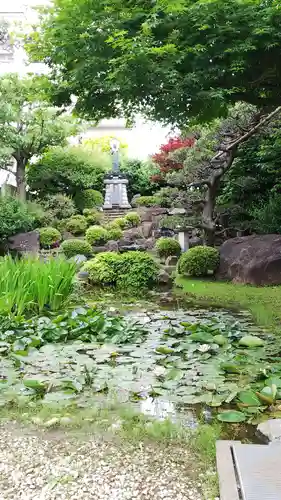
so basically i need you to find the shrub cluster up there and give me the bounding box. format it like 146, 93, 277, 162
135, 195, 161, 207
66, 215, 88, 235
83, 208, 103, 225
125, 212, 141, 227
83, 251, 159, 291
86, 226, 108, 245
40, 194, 77, 221
178, 246, 219, 277
0, 196, 35, 242
38, 227, 61, 248
155, 237, 181, 259
60, 239, 92, 258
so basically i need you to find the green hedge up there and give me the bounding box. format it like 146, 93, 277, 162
155, 237, 181, 259
60, 239, 92, 258
66, 215, 88, 235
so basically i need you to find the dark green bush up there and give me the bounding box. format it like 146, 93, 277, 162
125, 212, 141, 227
66, 215, 88, 235
82, 251, 159, 291
135, 195, 161, 207
83, 208, 103, 225
60, 239, 92, 258
38, 227, 61, 247
86, 225, 108, 245
155, 237, 181, 259
0, 196, 35, 242
40, 194, 77, 221
251, 194, 281, 234
178, 246, 220, 277
74, 189, 103, 211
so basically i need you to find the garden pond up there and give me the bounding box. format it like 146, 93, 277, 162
1, 296, 281, 427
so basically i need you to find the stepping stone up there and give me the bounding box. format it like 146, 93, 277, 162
216, 440, 281, 499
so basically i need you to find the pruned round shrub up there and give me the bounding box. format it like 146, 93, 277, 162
107, 227, 123, 241
155, 237, 181, 259
38, 227, 61, 248
125, 212, 141, 227
86, 225, 108, 245
65, 215, 88, 235
135, 195, 161, 207
82, 251, 159, 291
113, 217, 129, 229
83, 208, 102, 225
60, 239, 92, 258
118, 251, 159, 290
178, 246, 219, 277
74, 189, 103, 211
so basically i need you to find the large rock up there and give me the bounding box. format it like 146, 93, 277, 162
8, 231, 39, 254
168, 208, 186, 215
106, 240, 119, 252
123, 227, 143, 241
141, 221, 154, 238
218, 234, 281, 285
140, 207, 168, 223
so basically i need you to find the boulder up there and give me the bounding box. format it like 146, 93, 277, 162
77, 270, 89, 282
157, 269, 173, 289
123, 227, 143, 241
8, 231, 39, 255
141, 221, 154, 238
92, 246, 108, 254
72, 254, 87, 265
144, 238, 156, 250
218, 234, 281, 285
189, 237, 203, 248
257, 420, 281, 443
119, 244, 146, 253
165, 255, 179, 266
118, 238, 134, 247
140, 207, 168, 223
106, 240, 119, 252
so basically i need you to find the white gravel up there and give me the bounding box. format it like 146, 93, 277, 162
0, 422, 203, 500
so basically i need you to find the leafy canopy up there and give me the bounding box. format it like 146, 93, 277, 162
27, 0, 281, 124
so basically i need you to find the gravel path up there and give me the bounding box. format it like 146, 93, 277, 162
0, 422, 203, 500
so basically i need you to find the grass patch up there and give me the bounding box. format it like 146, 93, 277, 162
177, 277, 281, 331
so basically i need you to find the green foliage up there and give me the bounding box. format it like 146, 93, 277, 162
38, 227, 61, 247
178, 246, 219, 277
124, 212, 141, 227
120, 158, 159, 198
65, 215, 88, 235
113, 217, 129, 229
60, 239, 92, 258
82, 208, 103, 225
107, 227, 123, 241
135, 196, 160, 207
0, 196, 35, 242
0, 255, 76, 315
155, 237, 181, 259
40, 194, 77, 221
86, 226, 108, 245
27, 146, 110, 198
251, 194, 281, 234
83, 251, 159, 291
27, 0, 281, 124
159, 215, 189, 230
0, 73, 80, 199
74, 189, 103, 211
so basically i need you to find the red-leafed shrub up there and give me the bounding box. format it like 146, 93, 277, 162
151, 136, 195, 182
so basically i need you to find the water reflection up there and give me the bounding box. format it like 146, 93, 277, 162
140, 397, 197, 428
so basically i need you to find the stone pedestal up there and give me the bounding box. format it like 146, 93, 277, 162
103, 175, 131, 209
178, 231, 190, 252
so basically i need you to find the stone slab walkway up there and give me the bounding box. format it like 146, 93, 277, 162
0, 423, 203, 500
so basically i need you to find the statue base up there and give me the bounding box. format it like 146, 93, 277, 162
103, 175, 131, 209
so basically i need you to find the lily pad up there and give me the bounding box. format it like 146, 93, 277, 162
217, 410, 246, 423
238, 390, 261, 407
213, 335, 228, 346
155, 346, 175, 355
239, 336, 265, 348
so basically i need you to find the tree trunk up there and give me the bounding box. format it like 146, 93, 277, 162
202, 175, 221, 246
16, 158, 27, 201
